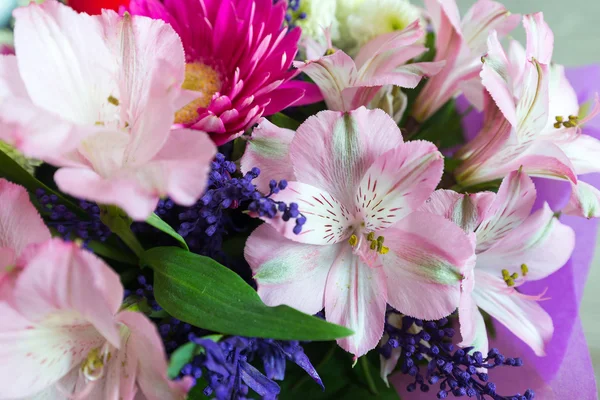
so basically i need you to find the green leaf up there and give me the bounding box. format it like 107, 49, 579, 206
87, 239, 138, 265
146, 213, 189, 251
268, 113, 301, 130
168, 342, 197, 379
412, 99, 465, 150
141, 247, 353, 341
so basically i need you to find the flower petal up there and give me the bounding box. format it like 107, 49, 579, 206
293, 51, 357, 111
564, 181, 600, 219
324, 247, 387, 357
240, 118, 295, 193
458, 289, 489, 353
481, 30, 517, 126
245, 224, 338, 315
291, 108, 403, 207
0, 179, 50, 257
559, 133, 600, 175
477, 203, 574, 280
13, 1, 116, 125
267, 182, 354, 245
119, 311, 192, 400
476, 170, 536, 253
13, 240, 123, 346
523, 12, 554, 65
355, 141, 443, 231
420, 190, 496, 233
474, 271, 553, 356
99, 11, 186, 165
383, 212, 474, 320
54, 168, 159, 222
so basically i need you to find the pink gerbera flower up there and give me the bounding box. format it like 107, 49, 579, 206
128, 0, 319, 145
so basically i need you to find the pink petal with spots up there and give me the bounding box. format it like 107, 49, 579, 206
291, 108, 403, 207
0, 179, 51, 260
383, 212, 475, 320
475, 170, 536, 253
266, 182, 354, 245
245, 224, 339, 315
324, 246, 387, 358
240, 118, 296, 194
355, 141, 443, 231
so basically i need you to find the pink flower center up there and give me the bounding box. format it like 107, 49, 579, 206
175, 62, 222, 125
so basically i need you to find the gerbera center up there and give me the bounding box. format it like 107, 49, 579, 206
174, 62, 222, 125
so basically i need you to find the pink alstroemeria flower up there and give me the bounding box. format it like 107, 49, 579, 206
244, 107, 475, 357
294, 20, 445, 112
0, 181, 191, 399
411, 0, 519, 121
128, 0, 321, 145
421, 171, 575, 356
455, 13, 600, 218
0, 0, 216, 221
0, 179, 50, 294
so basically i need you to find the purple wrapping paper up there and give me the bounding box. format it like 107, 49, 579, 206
393, 66, 600, 399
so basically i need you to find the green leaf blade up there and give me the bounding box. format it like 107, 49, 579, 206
146, 213, 189, 250
141, 247, 353, 341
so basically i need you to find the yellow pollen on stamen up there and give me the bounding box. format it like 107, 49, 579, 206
501, 268, 519, 287
107, 95, 119, 106
348, 234, 358, 247
521, 263, 529, 276
174, 62, 222, 125
81, 348, 111, 381
554, 114, 579, 129
325, 48, 336, 56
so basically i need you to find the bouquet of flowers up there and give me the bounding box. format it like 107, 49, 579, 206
0, 0, 598, 399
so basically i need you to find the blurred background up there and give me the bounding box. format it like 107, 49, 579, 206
2, 0, 599, 390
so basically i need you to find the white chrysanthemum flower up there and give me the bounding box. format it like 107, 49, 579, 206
335, 0, 423, 54
291, 0, 339, 45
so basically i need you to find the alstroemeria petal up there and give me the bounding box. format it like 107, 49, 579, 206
0, 302, 103, 399
477, 203, 574, 280
458, 290, 489, 353
481, 30, 517, 126
54, 168, 159, 222
564, 181, 600, 219
13, 1, 115, 125
517, 140, 577, 182
119, 311, 192, 400
102, 12, 185, 164
293, 51, 357, 111
267, 182, 354, 245
515, 58, 550, 143
246, 224, 337, 315
324, 247, 387, 358
13, 240, 123, 345
356, 141, 443, 231
0, 179, 50, 257
474, 271, 553, 356
420, 190, 495, 233
291, 108, 403, 207
476, 170, 536, 253
559, 133, 600, 175
240, 118, 296, 193
383, 212, 474, 320
523, 12, 554, 65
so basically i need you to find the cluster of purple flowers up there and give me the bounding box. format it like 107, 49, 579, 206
380, 310, 534, 400
143, 153, 305, 257
35, 188, 111, 245
284, 0, 307, 25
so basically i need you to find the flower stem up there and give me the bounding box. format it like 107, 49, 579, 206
99, 205, 145, 259
360, 356, 378, 395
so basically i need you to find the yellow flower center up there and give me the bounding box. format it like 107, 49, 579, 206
174, 62, 223, 125
81, 347, 111, 381
348, 231, 389, 255
502, 264, 528, 287
553, 115, 579, 129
